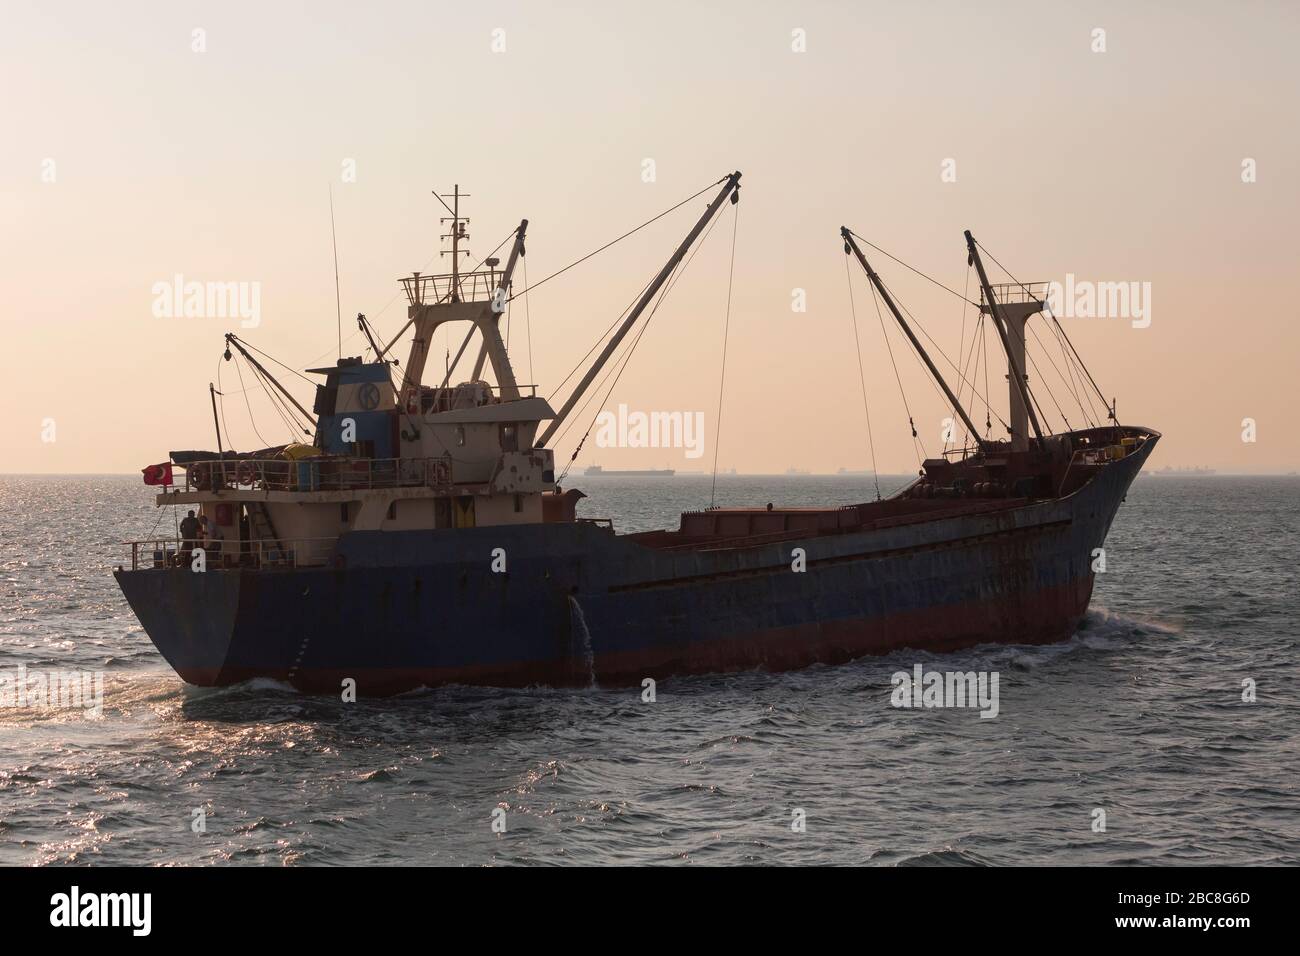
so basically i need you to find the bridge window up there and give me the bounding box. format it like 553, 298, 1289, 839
500, 423, 518, 452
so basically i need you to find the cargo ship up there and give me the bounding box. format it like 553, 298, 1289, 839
584, 465, 675, 477
115, 172, 1157, 694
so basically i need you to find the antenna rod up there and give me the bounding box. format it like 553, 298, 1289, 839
224, 334, 318, 429
209, 382, 224, 456
450, 185, 460, 299
437, 184, 471, 303
964, 230, 1045, 446
841, 228, 984, 447
538, 171, 742, 448
330, 184, 342, 360
440, 324, 479, 390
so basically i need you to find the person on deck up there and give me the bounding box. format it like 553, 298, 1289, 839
179, 510, 200, 561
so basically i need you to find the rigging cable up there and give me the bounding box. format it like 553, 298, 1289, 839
976, 238, 1116, 423
1048, 316, 1099, 426
509, 176, 728, 302
329, 183, 342, 360
235, 337, 317, 387
981, 311, 992, 437
306, 180, 723, 393
1019, 345, 1059, 436
865, 272, 925, 466
214, 355, 232, 453
504, 284, 511, 349
1026, 321, 1082, 430
555, 201, 727, 479
845, 229, 979, 306
243, 356, 302, 441
843, 254, 883, 500
550, 275, 667, 453
557, 274, 677, 480
546, 271, 656, 404
237, 346, 313, 438
230, 351, 275, 448
710, 201, 741, 508
1040, 306, 1100, 426
522, 256, 534, 388
958, 272, 995, 448
543, 182, 739, 403
948, 266, 973, 454
554, 280, 669, 482
876, 272, 1010, 433
552, 215, 716, 456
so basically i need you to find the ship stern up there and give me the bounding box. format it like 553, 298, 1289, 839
114, 567, 242, 686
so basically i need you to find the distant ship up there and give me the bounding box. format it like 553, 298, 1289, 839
785, 467, 811, 476
1151, 466, 1215, 476
837, 468, 876, 476
114, 173, 1157, 695
584, 465, 675, 477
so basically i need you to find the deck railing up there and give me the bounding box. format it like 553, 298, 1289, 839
181, 456, 453, 493
982, 281, 1049, 306
400, 269, 502, 307
124, 537, 340, 571
940, 442, 984, 460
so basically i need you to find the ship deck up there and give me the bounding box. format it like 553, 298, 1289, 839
625, 425, 1159, 554
625, 496, 1028, 553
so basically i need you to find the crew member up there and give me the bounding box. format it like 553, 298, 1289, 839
179, 510, 200, 562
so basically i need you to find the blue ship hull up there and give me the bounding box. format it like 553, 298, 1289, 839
115, 437, 1152, 695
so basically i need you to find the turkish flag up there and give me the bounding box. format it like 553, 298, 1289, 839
142, 462, 174, 486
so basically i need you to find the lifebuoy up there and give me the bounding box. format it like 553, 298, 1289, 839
235, 460, 256, 486
187, 463, 210, 491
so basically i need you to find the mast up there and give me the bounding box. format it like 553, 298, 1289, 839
438, 185, 469, 303
537, 171, 742, 449
841, 228, 984, 449
392, 192, 526, 400
964, 230, 1044, 449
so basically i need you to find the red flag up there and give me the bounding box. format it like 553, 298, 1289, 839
142, 462, 174, 486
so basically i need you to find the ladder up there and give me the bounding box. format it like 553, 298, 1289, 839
246, 502, 286, 565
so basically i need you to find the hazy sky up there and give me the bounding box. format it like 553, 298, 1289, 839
4, 0, 1298, 475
